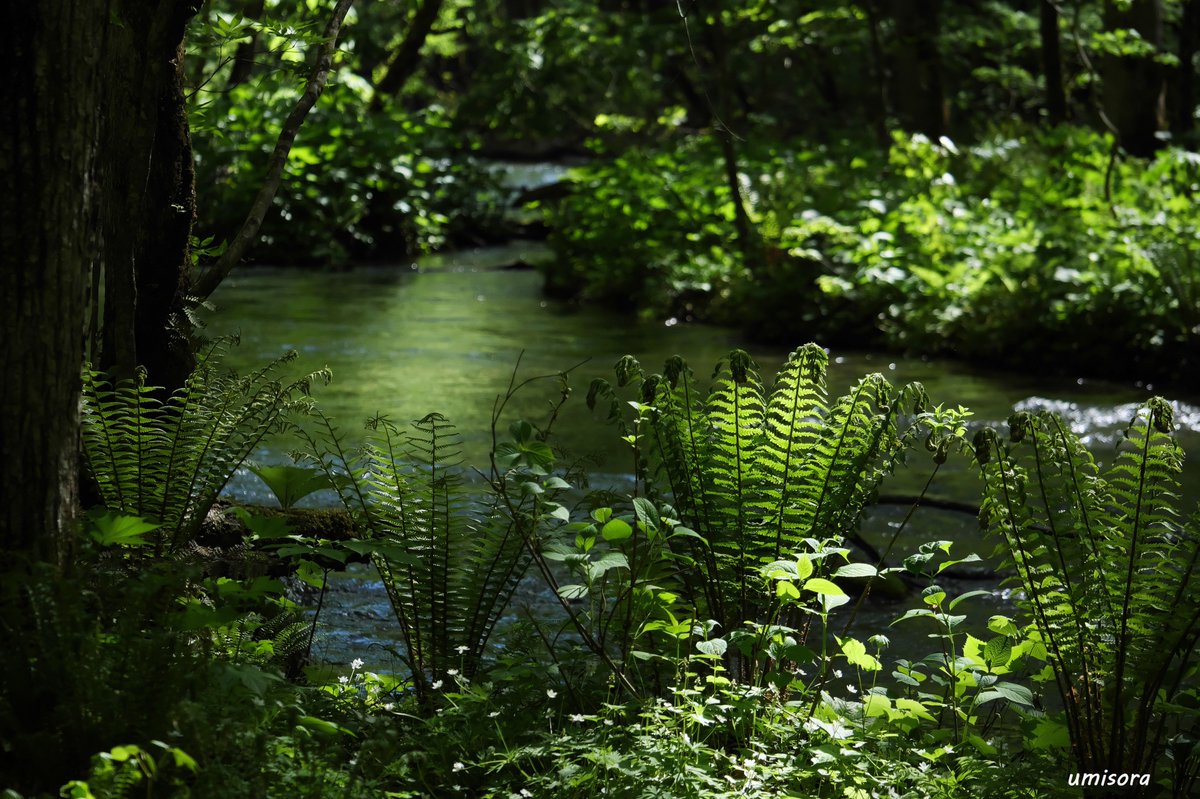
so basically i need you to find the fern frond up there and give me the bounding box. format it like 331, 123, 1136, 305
977, 400, 1200, 782
81, 338, 327, 556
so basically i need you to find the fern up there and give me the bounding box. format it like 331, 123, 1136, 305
299, 412, 533, 703
81, 338, 329, 556
591, 345, 933, 654
976, 400, 1200, 791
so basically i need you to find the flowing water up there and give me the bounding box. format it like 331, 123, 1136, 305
202, 252, 1200, 673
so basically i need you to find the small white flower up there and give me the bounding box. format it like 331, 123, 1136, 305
833, 669, 843, 678
570, 714, 587, 722
447, 668, 459, 677
847, 684, 858, 694
431, 679, 444, 690
452, 761, 465, 772
338, 675, 349, 685
488, 711, 500, 718
942, 744, 954, 754
456, 645, 470, 654
603, 719, 614, 726
520, 790, 533, 798
546, 689, 558, 699
351, 658, 364, 670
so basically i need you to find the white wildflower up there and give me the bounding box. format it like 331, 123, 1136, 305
846, 684, 857, 694
431, 679, 444, 690
447, 668, 459, 677
338, 676, 349, 685
453, 762, 466, 772
546, 689, 558, 699
456, 645, 470, 654
489, 711, 500, 718
351, 658, 364, 670
520, 790, 533, 798
570, 714, 587, 723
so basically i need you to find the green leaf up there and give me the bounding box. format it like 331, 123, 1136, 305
558, 584, 588, 600
601, 518, 633, 542
983, 636, 1012, 668
976, 681, 1033, 707
89, 512, 160, 548
248, 464, 333, 509
803, 578, 845, 596
834, 563, 878, 579
696, 638, 728, 657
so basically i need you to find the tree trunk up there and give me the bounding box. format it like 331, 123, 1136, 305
226, 0, 267, 89
95, 1, 199, 389
0, 0, 107, 564
1102, 0, 1164, 157
865, 0, 892, 149
1170, 0, 1199, 144
890, 0, 945, 137
1041, 0, 1067, 123
369, 0, 445, 112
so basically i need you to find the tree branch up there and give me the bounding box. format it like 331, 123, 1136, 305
192, 0, 354, 301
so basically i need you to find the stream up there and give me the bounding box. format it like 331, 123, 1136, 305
202, 251, 1200, 674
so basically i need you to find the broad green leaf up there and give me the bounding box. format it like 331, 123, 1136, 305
803, 578, 845, 596
601, 518, 633, 542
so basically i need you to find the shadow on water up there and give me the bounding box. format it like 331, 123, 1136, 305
203, 254, 1200, 671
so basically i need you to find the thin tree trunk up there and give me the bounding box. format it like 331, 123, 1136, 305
1041, 0, 1067, 123
368, 0, 444, 112
890, 0, 945, 137
865, 0, 892, 149
193, 0, 356, 301
0, 0, 107, 564
1170, 0, 1199, 144
226, 0, 267, 89
1102, 0, 1164, 157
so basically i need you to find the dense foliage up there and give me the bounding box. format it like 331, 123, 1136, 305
5, 348, 1198, 797
546, 127, 1200, 383
7, 0, 1200, 797
174, 0, 1200, 384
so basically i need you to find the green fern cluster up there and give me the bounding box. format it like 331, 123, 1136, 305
81, 338, 329, 557
975, 399, 1200, 794
300, 413, 532, 703
591, 344, 932, 640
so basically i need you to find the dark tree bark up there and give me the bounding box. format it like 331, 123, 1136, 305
95, 1, 201, 389
0, 0, 107, 563
890, 0, 945, 137
1041, 0, 1067, 123
1170, 0, 1199, 144
1102, 0, 1164, 156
